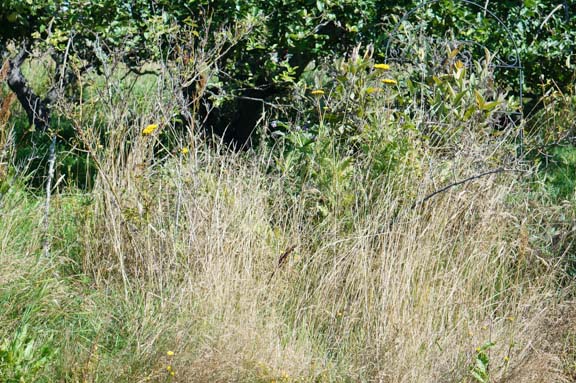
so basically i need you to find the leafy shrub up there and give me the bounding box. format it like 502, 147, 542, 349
272, 36, 520, 225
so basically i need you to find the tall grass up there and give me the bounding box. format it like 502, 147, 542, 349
1, 40, 575, 383
71, 93, 567, 381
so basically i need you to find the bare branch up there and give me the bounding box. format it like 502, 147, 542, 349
410, 167, 525, 210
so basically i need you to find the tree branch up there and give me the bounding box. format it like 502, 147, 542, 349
410, 167, 523, 210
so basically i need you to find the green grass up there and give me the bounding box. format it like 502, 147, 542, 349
0, 190, 173, 382
540, 145, 576, 201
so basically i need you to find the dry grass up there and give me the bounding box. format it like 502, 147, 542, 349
1, 48, 574, 383
66, 108, 570, 381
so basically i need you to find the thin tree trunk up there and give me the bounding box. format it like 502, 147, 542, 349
6, 45, 52, 132
42, 135, 57, 258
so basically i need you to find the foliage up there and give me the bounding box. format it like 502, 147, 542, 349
1, 0, 169, 64
0, 325, 53, 383
469, 341, 495, 383
381, 0, 576, 104
539, 145, 576, 201
1, 0, 574, 101
525, 78, 576, 156
273, 37, 518, 224
272, 45, 418, 220
0, 0, 574, 166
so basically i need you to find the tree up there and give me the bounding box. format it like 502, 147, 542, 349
1, 0, 166, 132
1, 0, 574, 142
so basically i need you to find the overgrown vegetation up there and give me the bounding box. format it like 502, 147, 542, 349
1, 1, 575, 382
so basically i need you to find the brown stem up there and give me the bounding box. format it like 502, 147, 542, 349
410, 167, 524, 209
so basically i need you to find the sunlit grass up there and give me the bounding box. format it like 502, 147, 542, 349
1, 44, 575, 383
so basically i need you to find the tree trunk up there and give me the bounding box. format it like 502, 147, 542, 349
6, 46, 51, 132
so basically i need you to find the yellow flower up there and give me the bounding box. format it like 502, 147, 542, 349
454, 60, 464, 69
142, 124, 158, 136
366, 87, 382, 94
504, 356, 510, 362
166, 351, 175, 357
166, 365, 173, 372
381, 78, 397, 85
310, 89, 325, 96
180, 147, 189, 155
374, 63, 390, 70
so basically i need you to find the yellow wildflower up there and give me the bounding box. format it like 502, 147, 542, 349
366, 87, 382, 94
180, 147, 189, 155
310, 89, 325, 96
454, 60, 464, 69
142, 124, 158, 136
374, 63, 390, 70
166, 351, 175, 357
166, 365, 173, 372
504, 356, 510, 362
381, 78, 397, 85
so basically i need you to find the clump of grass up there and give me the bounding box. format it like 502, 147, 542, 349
68, 101, 566, 382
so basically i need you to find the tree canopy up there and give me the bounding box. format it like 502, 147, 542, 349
1, 0, 574, 137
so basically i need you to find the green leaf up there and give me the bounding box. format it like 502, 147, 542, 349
23, 340, 34, 360
470, 370, 487, 382
475, 357, 487, 373
474, 90, 485, 109
481, 100, 500, 112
